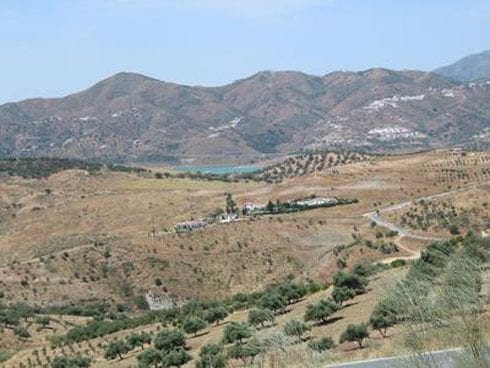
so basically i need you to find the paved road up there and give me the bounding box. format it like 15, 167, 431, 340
326, 349, 488, 368
363, 211, 443, 242
363, 181, 490, 243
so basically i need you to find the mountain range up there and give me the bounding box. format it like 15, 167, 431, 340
1, 51, 490, 163
434, 50, 490, 82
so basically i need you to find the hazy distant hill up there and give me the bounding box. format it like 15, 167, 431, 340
1, 66, 489, 163
434, 50, 490, 82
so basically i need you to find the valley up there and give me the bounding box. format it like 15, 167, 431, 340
1, 2, 489, 366
0, 149, 489, 367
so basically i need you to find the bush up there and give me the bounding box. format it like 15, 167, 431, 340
182, 317, 207, 336
35, 316, 51, 328
352, 263, 370, 277
228, 338, 263, 364
331, 286, 355, 306
379, 242, 399, 254
104, 340, 130, 360
306, 280, 322, 294
369, 310, 395, 338
283, 319, 309, 341
333, 272, 368, 294
163, 349, 192, 367
196, 344, 227, 368
339, 323, 369, 348
277, 282, 307, 304
222, 322, 251, 344
307, 337, 335, 352
204, 306, 228, 325
51, 356, 91, 368
126, 332, 152, 350
390, 259, 407, 268
304, 299, 340, 323
154, 329, 186, 352
14, 325, 31, 338
258, 293, 287, 314
137, 349, 163, 368
247, 308, 275, 328
448, 224, 460, 235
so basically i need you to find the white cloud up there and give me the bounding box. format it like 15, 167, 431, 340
101, 0, 332, 19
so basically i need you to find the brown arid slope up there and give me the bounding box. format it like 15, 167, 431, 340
1, 69, 489, 162
0, 150, 489, 309
0, 267, 409, 368
1, 150, 490, 367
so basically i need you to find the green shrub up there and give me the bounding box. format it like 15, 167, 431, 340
14, 325, 31, 338
204, 306, 228, 325
331, 286, 355, 306
163, 349, 191, 367
283, 319, 309, 341
333, 272, 368, 294
51, 356, 91, 368
104, 340, 130, 360
390, 259, 407, 268
137, 349, 163, 368
126, 332, 152, 350
248, 308, 275, 328
339, 323, 369, 348
228, 338, 263, 364
222, 322, 251, 345
154, 329, 186, 352
182, 317, 207, 336
304, 300, 340, 323
369, 308, 395, 338
196, 344, 227, 368
307, 337, 335, 352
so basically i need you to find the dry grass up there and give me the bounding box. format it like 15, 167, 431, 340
0, 267, 408, 368
1, 149, 490, 367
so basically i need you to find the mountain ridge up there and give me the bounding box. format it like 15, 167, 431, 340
1, 66, 489, 163
434, 50, 490, 82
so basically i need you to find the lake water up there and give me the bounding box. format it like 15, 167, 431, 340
175, 165, 261, 175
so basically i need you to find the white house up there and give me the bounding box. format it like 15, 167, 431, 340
296, 197, 338, 207
242, 202, 263, 214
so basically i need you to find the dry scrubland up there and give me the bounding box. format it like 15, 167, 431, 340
0, 150, 490, 367
0, 267, 409, 368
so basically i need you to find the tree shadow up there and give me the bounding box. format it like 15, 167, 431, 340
341, 343, 366, 352
191, 330, 210, 338
315, 316, 344, 327
276, 308, 292, 316
341, 301, 360, 309
301, 335, 313, 342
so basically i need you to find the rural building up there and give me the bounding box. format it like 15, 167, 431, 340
242, 202, 263, 214
296, 197, 338, 207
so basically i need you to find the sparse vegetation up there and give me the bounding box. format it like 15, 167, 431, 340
51, 356, 91, 368
0, 157, 147, 179
307, 336, 335, 352
252, 151, 376, 183
1, 150, 489, 368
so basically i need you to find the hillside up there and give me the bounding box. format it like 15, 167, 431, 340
1, 150, 489, 308
0, 150, 489, 367
1, 69, 489, 162
434, 50, 490, 82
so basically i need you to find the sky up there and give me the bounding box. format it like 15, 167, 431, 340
0, 0, 489, 103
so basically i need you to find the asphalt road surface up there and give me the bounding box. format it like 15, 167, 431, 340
325, 349, 489, 368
